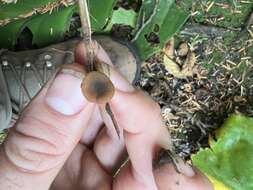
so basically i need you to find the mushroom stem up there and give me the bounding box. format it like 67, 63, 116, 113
105, 103, 120, 138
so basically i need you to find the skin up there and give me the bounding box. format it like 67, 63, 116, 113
0, 43, 213, 190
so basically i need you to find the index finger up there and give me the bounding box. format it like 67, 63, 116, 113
109, 70, 195, 188
111, 87, 171, 189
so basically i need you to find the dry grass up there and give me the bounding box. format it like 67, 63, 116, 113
139, 12, 253, 158
0, 0, 75, 26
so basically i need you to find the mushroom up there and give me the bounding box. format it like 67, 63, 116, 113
81, 59, 120, 137
81, 71, 115, 104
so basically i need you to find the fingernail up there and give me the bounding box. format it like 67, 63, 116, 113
45, 69, 87, 116
176, 158, 196, 177
155, 150, 195, 177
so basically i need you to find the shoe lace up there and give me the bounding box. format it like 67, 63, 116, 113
0, 48, 74, 127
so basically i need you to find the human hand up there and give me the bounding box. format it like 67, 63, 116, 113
0, 43, 213, 190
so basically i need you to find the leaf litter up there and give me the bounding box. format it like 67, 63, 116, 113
138, 10, 253, 159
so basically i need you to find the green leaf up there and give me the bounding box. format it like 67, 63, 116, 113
0, 0, 117, 48
134, 0, 156, 31
0, 5, 77, 48
104, 7, 137, 32
132, 0, 189, 61
0, 0, 58, 20
0, 18, 29, 48
29, 5, 77, 46
192, 114, 253, 190
89, 0, 117, 31
0, 0, 117, 32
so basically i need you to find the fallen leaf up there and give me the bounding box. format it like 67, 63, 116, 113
163, 38, 174, 59
177, 42, 189, 57
163, 52, 196, 78
192, 114, 253, 190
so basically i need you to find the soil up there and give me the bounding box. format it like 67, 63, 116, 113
137, 1, 253, 159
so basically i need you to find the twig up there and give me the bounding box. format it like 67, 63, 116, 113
78, 0, 94, 71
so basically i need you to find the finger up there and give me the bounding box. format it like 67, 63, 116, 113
75, 41, 113, 66
110, 90, 172, 189
112, 90, 161, 133
154, 164, 213, 190
123, 127, 158, 189
80, 105, 103, 147
113, 163, 213, 190
0, 64, 95, 189
93, 126, 127, 174
52, 144, 112, 190
113, 162, 148, 190
51, 144, 89, 190
110, 78, 194, 188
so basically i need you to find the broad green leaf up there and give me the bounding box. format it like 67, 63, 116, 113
137, 0, 156, 24
27, 5, 77, 46
0, 18, 29, 47
0, 5, 77, 48
0, 0, 117, 48
192, 114, 253, 190
0, 0, 58, 20
104, 7, 137, 32
132, 0, 189, 61
0, 0, 117, 31
89, 0, 117, 31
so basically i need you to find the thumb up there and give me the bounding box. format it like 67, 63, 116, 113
0, 64, 95, 190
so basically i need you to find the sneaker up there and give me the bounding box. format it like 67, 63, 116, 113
0, 36, 140, 130
0, 60, 12, 129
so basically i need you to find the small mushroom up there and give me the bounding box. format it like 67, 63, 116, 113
81, 71, 115, 104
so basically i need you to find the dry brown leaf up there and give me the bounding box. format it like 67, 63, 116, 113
177, 42, 189, 57
163, 38, 175, 59
163, 52, 196, 78
182, 52, 196, 73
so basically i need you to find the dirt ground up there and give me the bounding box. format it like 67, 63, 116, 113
139, 0, 253, 158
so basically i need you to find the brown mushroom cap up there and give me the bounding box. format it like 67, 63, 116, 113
81, 71, 115, 104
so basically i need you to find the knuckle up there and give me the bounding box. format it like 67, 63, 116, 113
21, 115, 74, 148
18, 116, 72, 152
3, 115, 72, 173
4, 131, 63, 173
